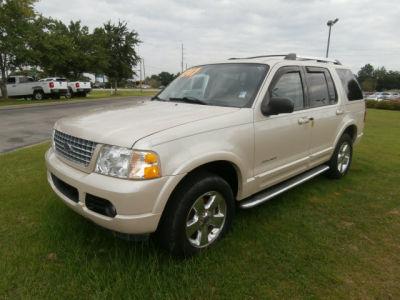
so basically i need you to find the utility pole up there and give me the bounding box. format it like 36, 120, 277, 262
139, 59, 142, 91
181, 43, 184, 73
142, 58, 146, 85
326, 18, 339, 58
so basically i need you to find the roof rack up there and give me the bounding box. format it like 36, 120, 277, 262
228, 53, 342, 65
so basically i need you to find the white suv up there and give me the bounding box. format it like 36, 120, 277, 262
46, 53, 365, 256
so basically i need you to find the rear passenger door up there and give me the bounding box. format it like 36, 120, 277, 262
303, 67, 343, 167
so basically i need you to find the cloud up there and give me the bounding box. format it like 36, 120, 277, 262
35, 0, 400, 75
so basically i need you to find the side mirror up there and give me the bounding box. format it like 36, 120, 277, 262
261, 97, 294, 116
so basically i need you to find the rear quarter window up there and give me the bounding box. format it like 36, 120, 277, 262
336, 69, 363, 101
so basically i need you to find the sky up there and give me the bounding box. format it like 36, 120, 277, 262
35, 0, 400, 77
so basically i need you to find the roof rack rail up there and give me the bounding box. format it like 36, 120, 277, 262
228, 53, 342, 65
228, 54, 288, 60
285, 53, 342, 65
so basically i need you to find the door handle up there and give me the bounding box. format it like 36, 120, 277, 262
298, 117, 310, 125
336, 109, 344, 115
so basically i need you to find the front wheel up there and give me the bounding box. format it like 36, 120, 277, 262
326, 133, 353, 179
156, 172, 235, 257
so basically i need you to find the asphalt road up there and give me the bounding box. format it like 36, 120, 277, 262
0, 97, 148, 153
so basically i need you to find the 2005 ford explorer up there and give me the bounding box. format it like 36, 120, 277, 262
46, 53, 365, 256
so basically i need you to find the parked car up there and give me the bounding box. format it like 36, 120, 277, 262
367, 92, 394, 101
1, 76, 68, 100
67, 81, 92, 97
46, 53, 365, 256
40, 77, 92, 98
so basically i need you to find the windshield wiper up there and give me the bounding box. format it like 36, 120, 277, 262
169, 96, 207, 105
151, 95, 166, 101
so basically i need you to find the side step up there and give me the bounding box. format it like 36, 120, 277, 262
239, 165, 330, 209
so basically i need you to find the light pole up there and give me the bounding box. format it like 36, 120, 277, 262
326, 18, 339, 58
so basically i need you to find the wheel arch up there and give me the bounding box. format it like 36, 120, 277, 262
154, 159, 241, 233
334, 122, 358, 147
153, 158, 243, 217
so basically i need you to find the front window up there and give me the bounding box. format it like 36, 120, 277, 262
156, 63, 269, 108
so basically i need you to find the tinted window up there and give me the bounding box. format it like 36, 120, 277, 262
336, 69, 363, 101
270, 72, 304, 110
306, 72, 330, 108
7, 77, 15, 84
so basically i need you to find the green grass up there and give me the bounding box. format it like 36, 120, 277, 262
0, 89, 157, 107
1, 109, 399, 299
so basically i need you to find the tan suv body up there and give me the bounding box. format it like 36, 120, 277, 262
46, 54, 365, 256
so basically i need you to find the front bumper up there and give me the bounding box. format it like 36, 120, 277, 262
45, 148, 182, 234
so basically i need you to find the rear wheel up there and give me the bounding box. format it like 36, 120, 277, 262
66, 88, 73, 99
156, 172, 235, 257
33, 90, 44, 101
326, 133, 353, 179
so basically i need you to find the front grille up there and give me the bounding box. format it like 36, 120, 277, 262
85, 194, 117, 217
51, 174, 79, 203
54, 130, 97, 167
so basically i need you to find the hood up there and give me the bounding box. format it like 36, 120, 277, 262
55, 100, 239, 148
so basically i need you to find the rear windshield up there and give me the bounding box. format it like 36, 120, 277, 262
157, 63, 269, 108
336, 69, 363, 101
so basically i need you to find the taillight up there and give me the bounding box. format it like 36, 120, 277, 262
49, 82, 54, 88
75, 82, 80, 88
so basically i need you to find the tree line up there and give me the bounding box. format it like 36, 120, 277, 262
0, 0, 141, 99
357, 64, 400, 92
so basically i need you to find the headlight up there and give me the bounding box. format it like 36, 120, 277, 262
95, 145, 161, 180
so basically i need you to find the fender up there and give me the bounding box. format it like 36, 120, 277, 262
151, 151, 246, 215
32, 86, 44, 91
333, 119, 357, 148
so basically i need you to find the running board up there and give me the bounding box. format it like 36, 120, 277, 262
239, 165, 330, 209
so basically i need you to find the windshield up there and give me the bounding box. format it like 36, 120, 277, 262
157, 63, 269, 108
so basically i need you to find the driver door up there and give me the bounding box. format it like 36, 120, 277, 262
254, 66, 312, 190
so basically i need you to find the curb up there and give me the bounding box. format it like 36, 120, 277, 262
0, 95, 149, 111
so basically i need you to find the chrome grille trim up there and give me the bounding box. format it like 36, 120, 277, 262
53, 130, 97, 167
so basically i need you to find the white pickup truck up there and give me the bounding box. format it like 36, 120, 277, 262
68, 81, 91, 97
0, 76, 68, 100
41, 78, 92, 98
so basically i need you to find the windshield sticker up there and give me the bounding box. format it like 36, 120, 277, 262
180, 67, 203, 78
238, 91, 247, 98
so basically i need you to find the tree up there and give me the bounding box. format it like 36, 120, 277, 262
157, 71, 177, 86
0, 0, 37, 99
29, 18, 103, 80
93, 21, 140, 91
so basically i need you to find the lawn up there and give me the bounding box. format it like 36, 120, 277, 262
0, 89, 157, 107
0, 109, 399, 299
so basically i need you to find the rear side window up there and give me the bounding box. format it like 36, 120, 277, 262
7, 77, 16, 84
336, 69, 363, 101
306, 72, 330, 108
270, 72, 304, 111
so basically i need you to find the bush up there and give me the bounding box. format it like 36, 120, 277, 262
366, 99, 400, 111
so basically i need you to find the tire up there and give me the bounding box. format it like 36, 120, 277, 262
326, 133, 353, 179
156, 172, 235, 257
66, 88, 73, 99
33, 90, 44, 101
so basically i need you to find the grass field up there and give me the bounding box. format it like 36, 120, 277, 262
0, 89, 157, 107
0, 109, 399, 299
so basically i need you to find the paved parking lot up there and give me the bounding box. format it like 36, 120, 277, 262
0, 97, 148, 153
